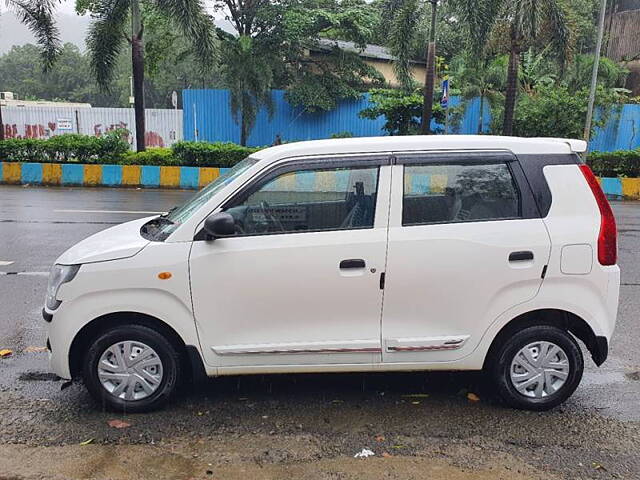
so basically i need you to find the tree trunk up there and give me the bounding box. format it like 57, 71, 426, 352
240, 104, 248, 146
502, 44, 519, 136
420, 1, 438, 135
478, 94, 485, 134
0, 104, 4, 141
131, 0, 146, 152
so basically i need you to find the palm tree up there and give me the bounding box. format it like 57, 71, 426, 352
452, 55, 506, 133
500, 0, 570, 135
0, 0, 61, 141
454, 0, 570, 135
86, 0, 216, 151
221, 34, 274, 146
387, 0, 439, 134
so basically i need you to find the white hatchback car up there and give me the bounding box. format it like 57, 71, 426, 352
44, 135, 620, 412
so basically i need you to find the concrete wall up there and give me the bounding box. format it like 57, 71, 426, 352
1, 106, 183, 149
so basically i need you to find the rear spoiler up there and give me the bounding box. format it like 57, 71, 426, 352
537, 138, 588, 154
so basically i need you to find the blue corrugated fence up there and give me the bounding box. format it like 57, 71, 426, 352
183, 89, 639, 152
183, 89, 491, 146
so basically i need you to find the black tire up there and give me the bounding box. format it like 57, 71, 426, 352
488, 325, 584, 411
82, 324, 182, 413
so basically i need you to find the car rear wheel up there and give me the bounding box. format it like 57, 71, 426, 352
489, 325, 584, 411
82, 324, 181, 412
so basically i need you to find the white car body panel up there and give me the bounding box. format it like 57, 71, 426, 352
43, 135, 619, 383
56, 216, 153, 265
190, 166, 392, 368
381, 165, 552, 364
47, 241, 198, 379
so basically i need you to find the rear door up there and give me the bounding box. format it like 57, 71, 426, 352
381, 151, 551, 363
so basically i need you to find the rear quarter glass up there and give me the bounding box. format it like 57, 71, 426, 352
516, 154, 582, 217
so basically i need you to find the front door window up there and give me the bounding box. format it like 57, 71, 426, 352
225, 165, 380, 235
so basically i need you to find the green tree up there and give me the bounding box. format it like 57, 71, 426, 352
0, 0, 60, 140
450, 54, 506, 133
78, 0, 216, 151
359, 88, 445, 135
221, 35, 274, 146
213, 0, 383, 144
384, 0, 439, 133
563, 53, 629, 91
454, 0, 571, 135
500, 0, 571, 135
511, 84, 622, 138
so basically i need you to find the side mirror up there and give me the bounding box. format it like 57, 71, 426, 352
203, 212, 236, 239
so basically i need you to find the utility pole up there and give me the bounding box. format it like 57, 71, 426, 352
131, 0, 146, 152
584, 0, 608, 148
420, 0, 438, 134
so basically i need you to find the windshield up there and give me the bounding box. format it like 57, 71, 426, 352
140, 157, 259, 241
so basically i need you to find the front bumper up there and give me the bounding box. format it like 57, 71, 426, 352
42, 306, 72, 380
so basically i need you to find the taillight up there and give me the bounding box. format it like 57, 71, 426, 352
579, 165, 617, 265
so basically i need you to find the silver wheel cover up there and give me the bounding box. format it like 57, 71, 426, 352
509, 341, 570, 398
98, 341, 164, 401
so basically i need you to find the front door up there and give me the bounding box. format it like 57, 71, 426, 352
382, 151, 552, 363
190, 156, 391, 368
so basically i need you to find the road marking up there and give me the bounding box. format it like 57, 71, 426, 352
54, 209, 163, 214
0, 261, 14, 266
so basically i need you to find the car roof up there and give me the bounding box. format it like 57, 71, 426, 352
252, 135, 586, 164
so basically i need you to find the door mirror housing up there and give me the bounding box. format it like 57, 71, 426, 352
203, 212, 236, 239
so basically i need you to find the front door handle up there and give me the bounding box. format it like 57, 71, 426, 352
340, 259, 366, 269
509, 251, 534, 262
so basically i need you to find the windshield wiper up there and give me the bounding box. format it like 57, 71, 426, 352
160, 205, 178, 218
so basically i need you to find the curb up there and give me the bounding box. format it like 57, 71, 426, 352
1, 161, 640, 199
0, 162, 229, 190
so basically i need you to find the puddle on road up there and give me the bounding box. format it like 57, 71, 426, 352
18, 372, 60, 382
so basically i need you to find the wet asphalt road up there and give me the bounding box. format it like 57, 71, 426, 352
0, 185, 639, 480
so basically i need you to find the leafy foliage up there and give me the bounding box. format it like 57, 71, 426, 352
0, 131, 129, 163
4, 0, 61, 70
0, 135, 260, 167
85, 0, 217, 91
563, 54, 629, 91
213, 0, 385, 142
509, 85, 620, 138
587, 149, 640, 178
387, 0, 421, 90
359, 88, 445, 135
221, 35, 275, 146
171, 141, 261, 167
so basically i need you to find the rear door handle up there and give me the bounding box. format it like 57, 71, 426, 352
340, 259, 366, 269
509, 251, 534, 262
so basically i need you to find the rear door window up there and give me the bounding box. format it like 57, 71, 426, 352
402, 163, 521, 226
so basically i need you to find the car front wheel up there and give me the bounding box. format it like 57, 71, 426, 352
489, 325, 584, 411
82, 324, 181, 412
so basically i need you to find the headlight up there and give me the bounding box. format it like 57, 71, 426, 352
45, 264, 80, 311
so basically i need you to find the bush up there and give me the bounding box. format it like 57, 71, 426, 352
587, 149, 640, 177
0, 135, 262, 167
171, 141, 261, 167
122, 148, 178, 166
331, 131, 353, 138
0, 131, 130, 164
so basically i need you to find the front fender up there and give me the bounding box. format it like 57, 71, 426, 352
47, 288, 199, 380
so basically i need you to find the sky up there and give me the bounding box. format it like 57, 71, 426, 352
0, 1, 224, 54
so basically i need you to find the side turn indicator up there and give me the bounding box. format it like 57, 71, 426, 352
158, 272, 172, 280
